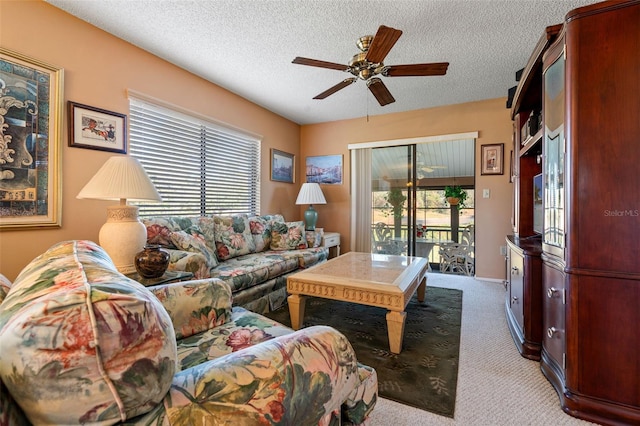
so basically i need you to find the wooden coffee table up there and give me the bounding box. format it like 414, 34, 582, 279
286, 252, 429, 354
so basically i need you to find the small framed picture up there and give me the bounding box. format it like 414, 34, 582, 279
271, 149, 295, 183
68, 101, 127, 153
481, 143, 504, 175
305, 154, 343, 185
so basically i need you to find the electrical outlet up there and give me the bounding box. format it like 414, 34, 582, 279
483, 189, 490, 198
499, 245, 507, 256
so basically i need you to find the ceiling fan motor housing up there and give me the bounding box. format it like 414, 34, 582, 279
349, 52, 384, 80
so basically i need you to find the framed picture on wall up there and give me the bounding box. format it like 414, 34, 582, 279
0, 48, 64, 229
68, 101, 127, 153
481, 143, 504, 175
271, 149, 295, 183
305, 154, 343, 185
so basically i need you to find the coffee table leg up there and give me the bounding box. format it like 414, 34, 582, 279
386, 310, 406, 354
417, 276, 427, 303
287, 294, 306, 330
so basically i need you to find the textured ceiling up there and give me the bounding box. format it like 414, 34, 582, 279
45, 0, 600, 125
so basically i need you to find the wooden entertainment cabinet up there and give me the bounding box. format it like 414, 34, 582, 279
508, 1, 640, 424
506, 21, 562, 363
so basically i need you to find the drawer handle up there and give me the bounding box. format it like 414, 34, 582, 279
547, 327, 558, 338
547, 287, 558, 298
511, 266, 519, 274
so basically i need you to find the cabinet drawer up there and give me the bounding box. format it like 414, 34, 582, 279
509, 249, 525, 331
542, 263, 565, 369
323, 234, 340, 247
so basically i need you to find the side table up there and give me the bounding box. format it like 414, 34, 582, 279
321, 232, 341, 259
126, 270, 194, 287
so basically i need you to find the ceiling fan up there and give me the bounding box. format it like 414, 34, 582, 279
292, 25, 449, 106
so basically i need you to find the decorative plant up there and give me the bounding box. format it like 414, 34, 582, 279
383, 188, 407, 237
444, 185, 467, 209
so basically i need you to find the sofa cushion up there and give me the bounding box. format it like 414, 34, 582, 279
210, 251, 298, 293
0, 240, 177, 425
174, 307, 293, 370
213, 215, 256, 260
149, 278, 232, 340
279, 247, 328, 268
170, 228, 219, 268
270, 221, 308, 251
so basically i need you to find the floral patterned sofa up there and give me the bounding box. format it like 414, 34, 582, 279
141, 214, 327, 314
0, 240, 377, 425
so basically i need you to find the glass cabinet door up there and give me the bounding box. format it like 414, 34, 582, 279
543, 51, 565, 257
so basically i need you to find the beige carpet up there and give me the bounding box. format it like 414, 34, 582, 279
368, 273, 599, 426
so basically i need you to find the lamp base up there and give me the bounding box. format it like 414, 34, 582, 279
99, 205, 147, 274
304, 205, 318, 231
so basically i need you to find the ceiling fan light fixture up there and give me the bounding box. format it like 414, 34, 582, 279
356, 35, 374, 52
359, 68, 372, 80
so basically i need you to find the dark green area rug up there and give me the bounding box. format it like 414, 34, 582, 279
264, 286, 463, 418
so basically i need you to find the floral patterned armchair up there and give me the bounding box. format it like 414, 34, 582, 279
0, 240, 377, 425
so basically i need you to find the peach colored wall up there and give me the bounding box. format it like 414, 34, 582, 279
1, 1, 514, 282
300, 98, 513, 280
0, 1, 302, 280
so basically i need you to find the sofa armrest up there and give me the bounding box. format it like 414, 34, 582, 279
145, 326, 365, 425
149, 278, 232, 340
165, 248, 211, 279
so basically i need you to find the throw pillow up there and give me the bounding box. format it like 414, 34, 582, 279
270, 221, 308, 250
213, 215, 256, 260
248, 216, 270, 252
170, 228, 219, 268
195, 216, 217, 250
305, 229, 323, 248
142, 217, 181, 248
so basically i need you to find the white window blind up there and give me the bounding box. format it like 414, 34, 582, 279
129, 97, 260, 217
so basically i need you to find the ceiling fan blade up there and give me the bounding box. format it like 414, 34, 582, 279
292, 57, 348, 71
367, 77, 395, 106
365, 25, 402, 64
384, 62, 449, 77
313, 78, 357, 99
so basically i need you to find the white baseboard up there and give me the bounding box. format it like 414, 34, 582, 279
473, 276, 506, 285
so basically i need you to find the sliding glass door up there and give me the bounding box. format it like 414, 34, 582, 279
371, 145, 415, 256
370, 139, 475, 269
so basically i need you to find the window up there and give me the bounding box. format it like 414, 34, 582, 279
128, 97, 261, 217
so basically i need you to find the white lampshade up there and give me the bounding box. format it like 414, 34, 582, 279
77, 156, 161, 202
295, 183, 327, 206
296, 183, 326, 231
77, 156, 161, 274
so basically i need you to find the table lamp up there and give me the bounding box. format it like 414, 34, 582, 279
295, 182, 326, 230
77, 156, 162, 274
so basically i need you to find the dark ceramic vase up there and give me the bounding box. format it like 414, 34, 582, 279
134, 244, 170, 278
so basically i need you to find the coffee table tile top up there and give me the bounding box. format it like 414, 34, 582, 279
287, 252, 428, 353
293, 252, 426, 293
